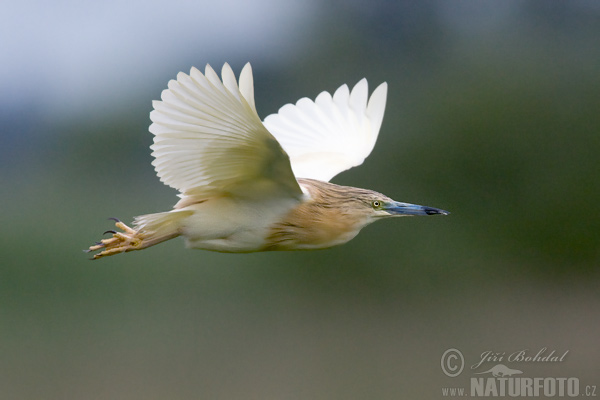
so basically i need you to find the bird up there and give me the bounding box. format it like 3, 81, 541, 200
87, 62, 448, 259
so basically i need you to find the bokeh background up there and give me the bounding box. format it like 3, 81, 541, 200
2, 1, 599, 398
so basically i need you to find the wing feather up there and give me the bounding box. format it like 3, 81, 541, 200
149, 63, 301, 200
238, 64, 257, 113
263, 79, 388, 182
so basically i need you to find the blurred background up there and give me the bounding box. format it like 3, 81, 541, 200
2, 0, 599, 398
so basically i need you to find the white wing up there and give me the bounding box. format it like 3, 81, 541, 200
263, 79, 388, 182
149, 63, 301, 200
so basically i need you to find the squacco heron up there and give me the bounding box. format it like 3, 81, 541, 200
88, 63, 448, 259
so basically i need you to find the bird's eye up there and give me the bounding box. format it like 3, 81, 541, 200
372, 200, 381, 208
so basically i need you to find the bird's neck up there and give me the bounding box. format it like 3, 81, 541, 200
263, 179, 371, 251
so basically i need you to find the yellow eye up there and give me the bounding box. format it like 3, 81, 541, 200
372, 200, 381, 208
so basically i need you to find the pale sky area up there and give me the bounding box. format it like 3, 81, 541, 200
2, 0, 598, 119
1, 0, 314, 117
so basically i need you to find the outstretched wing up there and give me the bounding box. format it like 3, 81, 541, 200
262, 79, 388, 182
149, 63, 301, 200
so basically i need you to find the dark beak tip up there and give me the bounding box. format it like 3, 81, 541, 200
425, 208, 450, 216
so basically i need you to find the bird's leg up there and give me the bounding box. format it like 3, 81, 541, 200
87, 218, 148, 260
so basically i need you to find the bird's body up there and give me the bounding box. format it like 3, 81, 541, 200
175, 189, 298, 253
88, 63, 447, 259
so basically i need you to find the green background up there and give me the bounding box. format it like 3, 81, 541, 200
2, 1, 599, 398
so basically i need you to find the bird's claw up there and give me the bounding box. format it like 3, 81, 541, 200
88, 219, 145, 260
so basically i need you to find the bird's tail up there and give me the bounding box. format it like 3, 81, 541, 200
133, 210, 192, 237
87, 210, 192, 260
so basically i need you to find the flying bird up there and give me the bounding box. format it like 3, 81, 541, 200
88, 63, 447, 259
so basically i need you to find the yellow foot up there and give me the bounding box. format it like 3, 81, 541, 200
87, 218, 146, 260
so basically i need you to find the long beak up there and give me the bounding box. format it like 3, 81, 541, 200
384, 201, 449, 216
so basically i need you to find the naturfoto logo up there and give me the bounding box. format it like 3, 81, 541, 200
474, 364, 523, 377
440, 348, 596, 398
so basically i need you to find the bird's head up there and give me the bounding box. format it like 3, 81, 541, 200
298, 179, 448, 228
351, 190, 449, 223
